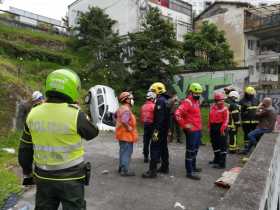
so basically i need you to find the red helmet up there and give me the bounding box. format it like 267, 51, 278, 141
214, 92, 225, 101
118, 91, 133, 103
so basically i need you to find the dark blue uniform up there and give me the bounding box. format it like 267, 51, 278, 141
240, 96, 259, 150
150, 94, 170, 173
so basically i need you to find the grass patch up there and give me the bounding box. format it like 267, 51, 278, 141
0, 132, 22, 207
0, 38, 72, 65
201, 107, 244, 147
0, 22, 68, 44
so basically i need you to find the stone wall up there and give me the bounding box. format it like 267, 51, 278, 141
215, 133, 280, 210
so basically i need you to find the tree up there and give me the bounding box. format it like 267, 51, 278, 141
128, 7, 180, 97
182, 21, 234, 70
72, 7, 127, 92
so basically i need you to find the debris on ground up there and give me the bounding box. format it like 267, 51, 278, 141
215, 167, 242, 188
2, 148, 16, 154
101, 170, 109, 175
241, 157, 249, 164
174, 202, 186, 209
10, 201, 32, 210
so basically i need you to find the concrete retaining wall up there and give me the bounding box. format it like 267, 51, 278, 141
215, 133, 280, 210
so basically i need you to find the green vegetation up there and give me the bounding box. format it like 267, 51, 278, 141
71, 6, 127, 92
0, 22, 81, 207
0, 22, 67, 43
128, 7, 180, 97
201, 107, 244, 146
182, 21, 234, 70
0, 38, 71, 65
0, 132, 22, 207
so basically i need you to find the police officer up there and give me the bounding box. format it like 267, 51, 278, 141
175, 83, 203, 180
18, 69, 99, 210
227, 91, 241, 153
239, 86, 259, 152
142, 82, 170, 178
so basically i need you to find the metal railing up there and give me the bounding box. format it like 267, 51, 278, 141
245, 11, 280, 32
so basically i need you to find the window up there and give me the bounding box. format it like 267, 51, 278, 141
169, 0, 192, 16
98, 105, 105, 117
249, 65, 254, 75
248, 40, 255, 50
261, 62, 278, 75
97, 95, 104, 104
177, 21, 192, 41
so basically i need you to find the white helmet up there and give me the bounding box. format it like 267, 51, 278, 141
32, 91, 44, 102
228, 91, 240, 100
146, 91, 156, 100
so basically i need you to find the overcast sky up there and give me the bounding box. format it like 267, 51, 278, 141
1, 0, 280, 21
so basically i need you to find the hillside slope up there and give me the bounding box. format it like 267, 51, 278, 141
0, 22, 82, 207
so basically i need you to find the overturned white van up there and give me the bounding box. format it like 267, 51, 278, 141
85, 85, 119, 131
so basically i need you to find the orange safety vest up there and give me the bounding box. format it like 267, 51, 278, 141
115, 104, 138, 143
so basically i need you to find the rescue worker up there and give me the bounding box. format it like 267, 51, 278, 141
168, 94, 182, 143
142, 82, 170, 178
17, 91, 44, 130
116, 91, 138, 176
241, 97, 277, 155
18, 69, 99, 210
175, 83, 203, 180
208, 92, 229, 169
31, 91, 45, 107
227, 91, 241, 153
239, 86, 259, 152
224, 87, 236, 105
140, 91, 156, 163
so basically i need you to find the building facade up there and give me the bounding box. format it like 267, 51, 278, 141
195, 2, 250, 67
244, 4, 280, 87
189, 0, 280, 17
194, 1, 280, 88
68, 0, 192, 41
9, 7, 62, 27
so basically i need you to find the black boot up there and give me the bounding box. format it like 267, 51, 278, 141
212, 164, 225, 169
193, 168, 202, 173
144, 157, 149, 163
209, 152, 219, 165
142, 161, 157, 178
157, 166, 169, 174
186, 174, 201, 180
142, 170, 157, 178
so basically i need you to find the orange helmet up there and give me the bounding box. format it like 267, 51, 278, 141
118, 91, 133, 103
214, 92, 225, 101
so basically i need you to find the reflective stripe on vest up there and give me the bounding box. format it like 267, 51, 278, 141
27, 103, 84, 169
34, 141, 82, 152
36, 156, 84, 171
247, 106, 258, 110
242, 120, 259, 124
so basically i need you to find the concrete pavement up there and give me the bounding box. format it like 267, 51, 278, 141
18, 133, 241, 210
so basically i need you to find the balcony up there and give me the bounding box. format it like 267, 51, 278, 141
244, 4, 280, 34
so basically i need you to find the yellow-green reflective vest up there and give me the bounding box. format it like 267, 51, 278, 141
27, 103, 84, 171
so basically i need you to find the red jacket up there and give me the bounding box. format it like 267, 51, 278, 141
174, 95, 202, 132
140, 100, 155, 124
208, 104, 229, 132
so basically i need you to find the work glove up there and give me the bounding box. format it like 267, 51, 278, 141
152, 130, 159, 142
22, 174, 35, 186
